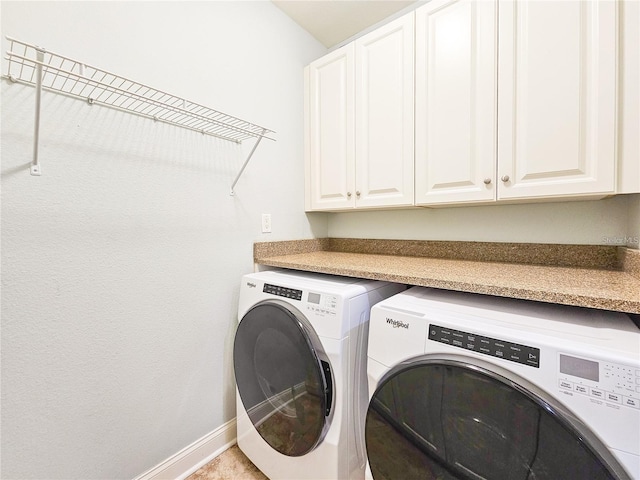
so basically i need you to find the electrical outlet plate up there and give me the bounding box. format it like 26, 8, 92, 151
261, 214, 272, 233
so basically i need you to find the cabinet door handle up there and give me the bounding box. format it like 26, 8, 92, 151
501, 175, 510, 183
356, 191, 361, 197
483, 178, 492, 185
347, 191, 352, 198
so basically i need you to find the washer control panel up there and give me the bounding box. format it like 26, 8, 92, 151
558, 354, 640, 410
262, 283, 338, 316
428, 324, 540, 368
306, 291, 338, 316
263, 283, 302, 301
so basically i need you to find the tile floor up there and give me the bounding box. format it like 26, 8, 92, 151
186, 445, 268, 480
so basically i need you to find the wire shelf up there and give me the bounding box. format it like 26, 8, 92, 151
3, 36, 275, 143
2, 36, 274, 191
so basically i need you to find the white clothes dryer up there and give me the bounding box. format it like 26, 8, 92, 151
234, 269, 404, 480
365, 287, 640, 480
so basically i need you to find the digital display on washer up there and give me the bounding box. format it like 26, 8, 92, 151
559, 354, 599, 382
308, 292, 321, 304
429, 324, 540, 368
263, 283, 302, 301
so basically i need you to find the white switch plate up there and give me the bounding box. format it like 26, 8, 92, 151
261, 214, 272, 233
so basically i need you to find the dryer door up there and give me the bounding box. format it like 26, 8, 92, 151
365, 356, 630, 480
234, 300, 333, 457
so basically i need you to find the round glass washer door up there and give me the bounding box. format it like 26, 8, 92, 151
234, 300, 333, 457
366, 357, 631, 480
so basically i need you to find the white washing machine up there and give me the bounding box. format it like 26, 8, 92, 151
234, 269, 405, 479
365, 286, 640, 480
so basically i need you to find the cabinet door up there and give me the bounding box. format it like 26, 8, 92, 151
354, 13, 415, 208
497, 0, 617, 200
306, 44, 355, 211
414, 0, 498, 206
618, 0, 640, 194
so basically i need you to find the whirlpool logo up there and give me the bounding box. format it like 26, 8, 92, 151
386, 317, 409, 329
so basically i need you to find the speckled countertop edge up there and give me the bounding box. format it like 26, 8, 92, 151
254, 239, 640, 314
621, 247, 640, 280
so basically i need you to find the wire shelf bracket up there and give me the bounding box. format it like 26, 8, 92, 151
2, 36, 275, 191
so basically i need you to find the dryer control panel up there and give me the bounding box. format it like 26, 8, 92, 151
558, 353, 640, 410
428, 324, 540, 368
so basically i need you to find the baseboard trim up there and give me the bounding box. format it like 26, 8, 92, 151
134, 418, 237, 480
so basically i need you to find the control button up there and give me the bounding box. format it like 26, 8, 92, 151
606, 392, 622, 404
623, 397, 640, 409
559, 380, 573, 390
428, 324, 539, 369
590, 388, 605, 399
575, 385, 588, 395
636, 378, 640, 385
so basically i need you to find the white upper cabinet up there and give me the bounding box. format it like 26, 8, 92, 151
305, 44, 355, 211
414, 0, 498, 205
354, 13, 415, 209
307, 0, 628, 211
305, 13, 414, 211
416, 0, 617, 206
618, 0, 640, 194
497, 0, 617, 200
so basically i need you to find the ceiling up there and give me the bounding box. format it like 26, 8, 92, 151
272, 1, 417, 48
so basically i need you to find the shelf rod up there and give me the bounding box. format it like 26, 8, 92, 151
30, 47, 44, 176
230, 129, 267, 196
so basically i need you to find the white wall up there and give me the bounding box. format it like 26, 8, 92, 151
327, 195, 640, 247
629, 195, 640, 248
0, 2, 327, 478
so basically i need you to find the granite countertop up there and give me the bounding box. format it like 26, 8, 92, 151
254, 239, 640, 315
